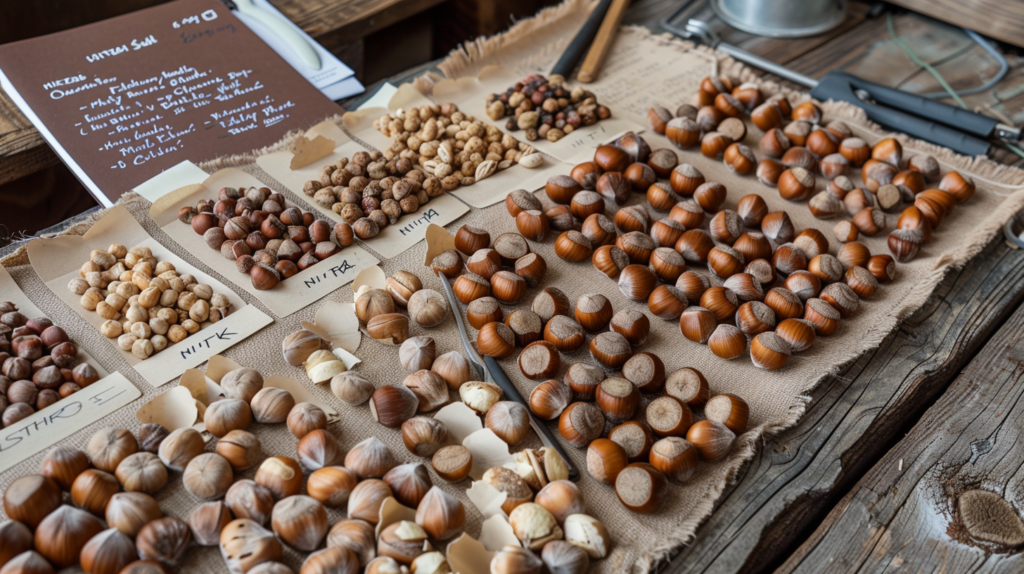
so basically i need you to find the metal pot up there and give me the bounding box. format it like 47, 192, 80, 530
711, 0, 847, 38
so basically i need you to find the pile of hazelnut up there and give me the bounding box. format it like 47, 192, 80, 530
301, 149, 446, 242
339, 268, 616, 569
68, 245, 231, 359
0, 303, 101, 428
373, 103, 541, 192
648, 75, 977, 264
0, 366, 473, 574
180, 185, 354, 291
531, 132, 895, 370
485, 73, 612, 142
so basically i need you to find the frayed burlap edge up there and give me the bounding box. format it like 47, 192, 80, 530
410, 2, 1024, 571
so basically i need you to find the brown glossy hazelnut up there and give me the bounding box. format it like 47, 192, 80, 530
369, 385, 419, 428
558, 402, 605, 447
804, 298, 841, 335
694, 182, 727, 212
4, 475, 62, 529
757, 158, 784, 187
777, 167, 815, 201
493, 233, 530, 266
614, 206, 650, 234
34, 504, 105, 568
115, 452, 168, 494
543, 315, 586, 352
545, 175, 582, 205
506, 189, 542, 217
593, 145, 629, 172
529, 379, 573, 421
614, 463, 667, 514
596, 172, 631, 205
708, 324, 746, 359
592, 245, 629, 278
837, 241, 871, 270
589, 332, 633, 370
580, 213, 616, 247
618, 264, 657, 301
569, 162, 602, 191
867, 254, 897, 283
516, 210, 550, 241
383, 463, 432, 508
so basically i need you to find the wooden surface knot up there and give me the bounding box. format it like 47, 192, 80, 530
957, 489, 1024, 549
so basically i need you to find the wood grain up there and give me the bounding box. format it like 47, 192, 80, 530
576, 0, 630, 83
660, 238, 1024, 574
778, 248, 1024, 572
888, 0, 1024, 49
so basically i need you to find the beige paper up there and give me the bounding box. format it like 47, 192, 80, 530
351, 265, 386, 293
150, 168, 380, 318
423, 224, 459, 267
136, 386, 200, 431
301, 300, 362, 353
463, 428, 517, 480
375, 497, 419, 539
478, 514, 521, 552
434, 402, 483, 445
288, 120, 346, 170
466, 481, 508, 519
448, 161, 560, 208
0, 372, 140, 473
431, 65, 647, 164
255, 134, 471, 259
447, 533, 495, 574
26, 205, 273, 387
367, 193, 470, 259
132, 160, 210, 203
341, 107, 393, 152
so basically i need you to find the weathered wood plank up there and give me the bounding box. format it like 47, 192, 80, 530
887, 0, 1024, 49
778, 255, 1024, 573
659, 238, 1024, 574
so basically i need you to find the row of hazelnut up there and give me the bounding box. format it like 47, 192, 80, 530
653, 79, 976, 266
179, 185, 354, 291
0, 304, 100, 428
534, 138, 888, 368
68, 245, 231, 360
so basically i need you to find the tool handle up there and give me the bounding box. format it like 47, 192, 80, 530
577, 0, 631, 83
551, 0, 615, 78
811, 71, 993, 156
483, 356, 580, 481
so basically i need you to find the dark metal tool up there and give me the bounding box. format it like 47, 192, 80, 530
662, 12, 1021, 157
550, 0, 615, 78
436, 274, 580, 481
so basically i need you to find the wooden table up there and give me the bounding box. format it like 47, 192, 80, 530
5, 3, 1024, 571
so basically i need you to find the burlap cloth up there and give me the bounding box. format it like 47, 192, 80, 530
4, 1, 1024, 572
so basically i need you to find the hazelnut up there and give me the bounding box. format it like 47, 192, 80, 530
307, 466, 358, 509
3, 475, 62, 528
158, 427, 205, 471
70, 469, 120, 516
459, 381, 503, 414
348, 479, 393, 524
183, 452, 233, 500
416, 486, 465, 540
407, 289, 447, 328
135, 516, 191, 568
217, 429, 263, 471
115, 452, 168, 494
250, 387, 296, 424
205, 398, 252, 438
287, 402, 327, 438
225, 480, 275, 525
220, 519, 283, 574
34, 504, 105, 568
188, 502, 233, 549
272, 495, 328, 551
39, 447, 89, 490
221, 367, 264, 403
431, 445, 473, 482
86, 428, 138, 473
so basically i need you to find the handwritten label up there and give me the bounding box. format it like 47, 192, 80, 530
302, 259, 358, 288
0, 0, 342, 203
0, 373, 140, 473
362, 194, 469, 259
398, 209, 441, 236
178, 327, 238, 359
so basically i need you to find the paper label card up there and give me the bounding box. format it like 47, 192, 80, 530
149, 167, 379, 317
0, 0, 343, 205
0, 373, 140, 473
26, 205, 273, 387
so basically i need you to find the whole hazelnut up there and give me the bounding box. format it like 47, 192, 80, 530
183, 452, 234, 499
34, 504, 104, 568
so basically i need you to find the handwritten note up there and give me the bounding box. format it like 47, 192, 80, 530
367, 194, 470, 259
0, 0, 341, 205
0, 373, 141, 473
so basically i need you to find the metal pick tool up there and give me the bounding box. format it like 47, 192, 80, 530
436, 274, 580, 481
